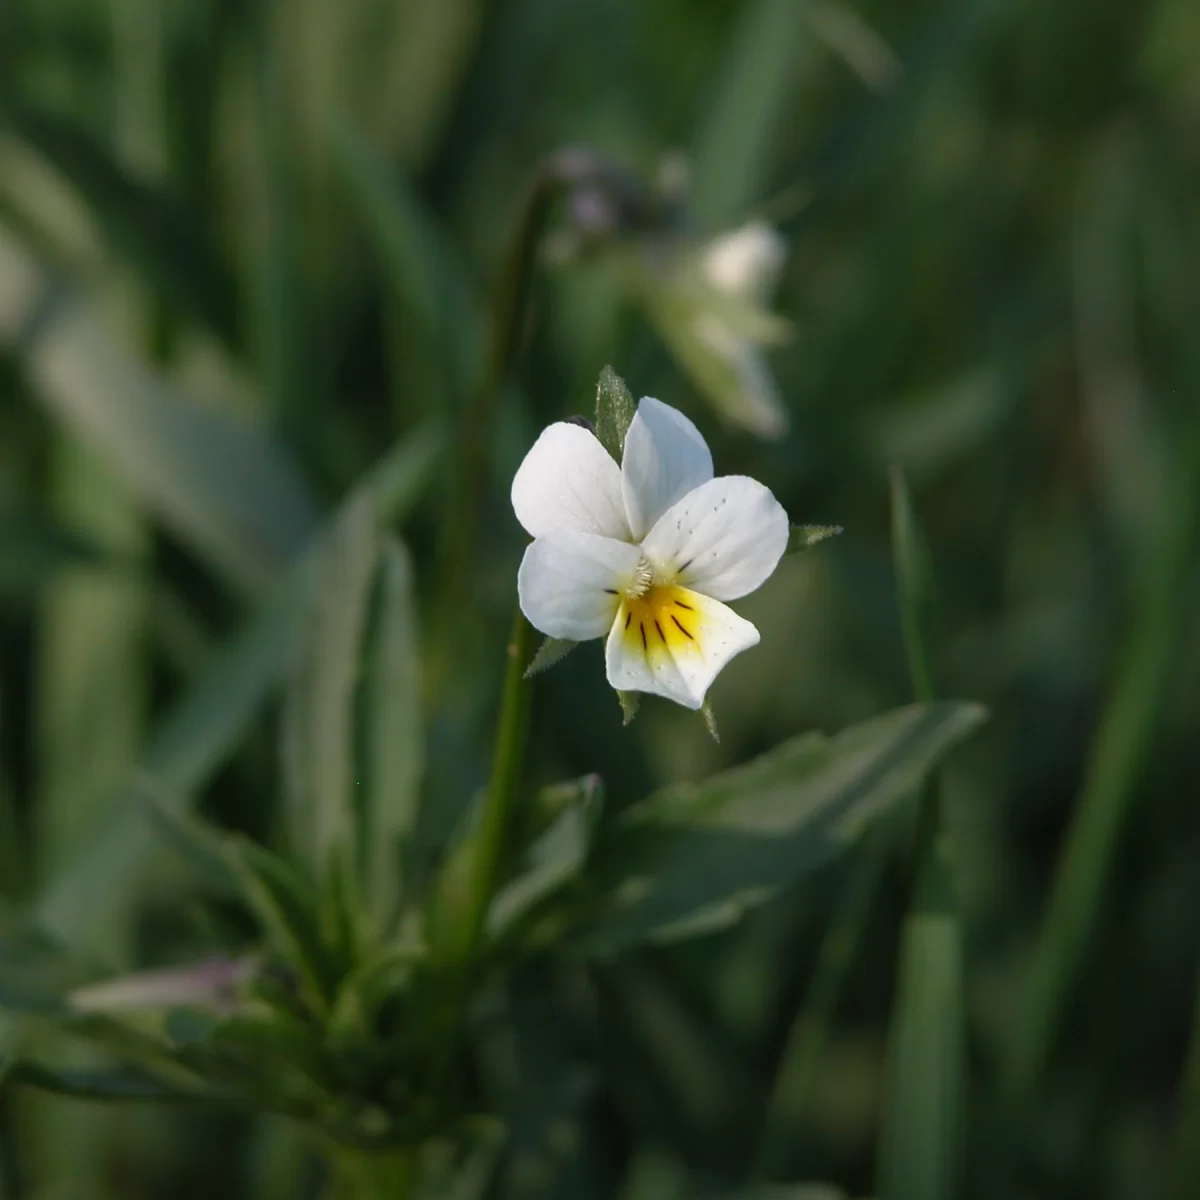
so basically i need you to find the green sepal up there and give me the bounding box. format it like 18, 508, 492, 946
617, 690, 640, 725
785, 524, 843, 555
700, 699, 720, 743
524, 635, 577, 678
595, 365, 637, 460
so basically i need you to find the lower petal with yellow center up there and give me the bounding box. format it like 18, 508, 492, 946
604, 586, 760, 710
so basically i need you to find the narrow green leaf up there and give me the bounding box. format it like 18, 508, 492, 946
690, 0, 814, 226
365, 538, 423, 927
889, 467, 935, 703
329, 118, 482, 399
1169, 967, 1200, 1198
486, 777, 605, 943
281, 492, 380, 885
222, 837, 335, 1016
785, 524, 843, 555
32, 424, 442, 948
8, 265, 318, 594
581, 702, 985, 953
876, 839, 964, 1200
595, 365, 637, 461
524, 635, 577, 678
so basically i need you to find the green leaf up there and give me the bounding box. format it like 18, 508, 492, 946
785, 524, 844, 555
1, 99, 238, 345
690, 0, 814, 226
578, 702, 986, 954
595, 364, 637, 461
365, 538, 423, 927
890, 468, 936, 703
329, 118, 482, 400
281, 492, 380, 886
222, 837, 336, 1017
876, 838, 964, 1200
524, 635, 577, 679
32, 424, 443, 949
486, 776, 604, 943
12, 269, 318, 595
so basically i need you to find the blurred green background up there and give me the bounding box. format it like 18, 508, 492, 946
2, 0, 1199, 1196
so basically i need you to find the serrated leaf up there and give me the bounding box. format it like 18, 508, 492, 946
786, 524, 844, 555
524, 635, 577, 678
595, 365, 637, 460
578, 702, 986, 954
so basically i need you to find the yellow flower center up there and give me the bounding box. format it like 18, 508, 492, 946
619, 585, 698, 655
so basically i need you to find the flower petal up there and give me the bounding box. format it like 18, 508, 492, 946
511, 422, 630, 540
517, 531, 641, 641
701, 219, 787, 304
641, 475, 789, 601
604, 586, 759, 709
692, 316, 788, 439
621, 397, 713, 540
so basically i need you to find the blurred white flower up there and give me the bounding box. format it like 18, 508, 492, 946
636, 219, 792, 440
512, 397, 788, 709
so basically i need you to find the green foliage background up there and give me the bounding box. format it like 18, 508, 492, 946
1, 0, 1199, 1196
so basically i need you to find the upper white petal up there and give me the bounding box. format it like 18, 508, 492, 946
604, 589, 760, 709
517, 531, 640, 641
641, 474, 789, 601
701, 220, 787, 303
621, 397, 713, 541
511, 422, 630, 540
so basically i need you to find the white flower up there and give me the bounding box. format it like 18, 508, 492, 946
637, 220, 792, 440
511, 397, 789, 710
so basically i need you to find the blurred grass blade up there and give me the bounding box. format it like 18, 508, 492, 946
876, 838, 964, 1200
2, 1060, 198, 1103
889, 467, 935, 704
581, 702, 985, 954
0, 229, 317, 595
1003, 184, 1200, 1124
329, 118, 482, 399
365, 538, 423, 927
282, 493, 379, 886
33, 426, 443, 947
691, 0, 814, 226
877, 465, 963, 1200
1, 99, 238, 344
